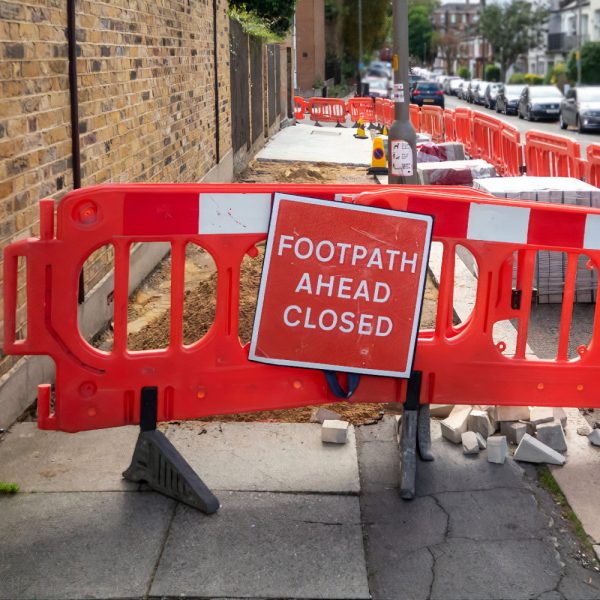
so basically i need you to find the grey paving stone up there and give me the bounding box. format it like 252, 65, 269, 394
537, 592, 564, 600
355, 415, 397, 443
436, 488, 548, 541
0, 491, 174, 600
357, 439, 399, 491
0, 422, 138, 491
151, 492, 370, 599
430, 539, 561, 600
162, 422, 360, 493
559, 571, 600, 600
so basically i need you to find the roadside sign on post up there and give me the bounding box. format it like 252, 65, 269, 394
249, 194, 433, 377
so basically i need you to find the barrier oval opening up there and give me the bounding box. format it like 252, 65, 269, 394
238, 242, 265, 347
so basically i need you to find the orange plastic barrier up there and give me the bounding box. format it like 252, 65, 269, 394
347, 97, 375, 125
585, 144, 600, 187
374, 98, 386, 129
524, 131, 583, 178
420, 105, 444, 143
471, 112, 503, 171
410, 104, 420, 130
453, 107, 473, 156
6, 184, 600, 433
293, 96, 306, 120
443, 109, 456, 142
307, 97, 347, 126
383, 99, 394, 128
499, 124, 525, 177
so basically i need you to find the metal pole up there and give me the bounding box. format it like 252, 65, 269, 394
358, 0, 363, 81
388, 0, 418, 184
577, 0, 583, 85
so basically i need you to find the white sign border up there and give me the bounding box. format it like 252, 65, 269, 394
248, 193, 434, 378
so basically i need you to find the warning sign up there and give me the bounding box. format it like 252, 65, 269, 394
249, 194, 433, 377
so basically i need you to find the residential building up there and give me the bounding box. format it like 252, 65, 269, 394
295, 0, 326, 93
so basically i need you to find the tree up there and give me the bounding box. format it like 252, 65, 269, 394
342, 0, 391, 66
408, 0, 437, 64
432, 31, 461, 75
567, 42, 600, 84
229, 0, 296, 37
479, 0, 547, 82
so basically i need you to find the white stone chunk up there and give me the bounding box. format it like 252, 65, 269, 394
536, 420, 568, 453
529, 407, 554, 426
553, 407, 567, 428
508, 422, 527, 445
588, 429, 600, 447
513, 434, 566, 465
496, 406, 530, 422
468, 410, 494, 439
461, 431, 480, 455
429, 404, 454, 418
310, 407, 342, 424
475, 432, 487, 449
441, 406, 472, 444
487, 436, 508, 464
321, 420, 349, 444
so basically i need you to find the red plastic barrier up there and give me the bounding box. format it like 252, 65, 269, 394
6, 184, 600, 433
347, 97, 375, 125
374, 98, 386, 128
307, 97, 347, 126
383, 99, 394, 128
443, 109, 456, 142
410, 104, 420, 130
525, 131, 583, 178
420, 105, 444, 143
500, 124, 525, 177
293, 96, 306, 121
453, 107, 473, 156
471, 112, 503, 172
586, 144, 600, 187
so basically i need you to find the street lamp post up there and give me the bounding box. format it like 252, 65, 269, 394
358, 0, 364, 88
388, 0, 418, 184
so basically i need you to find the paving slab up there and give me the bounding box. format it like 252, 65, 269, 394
256, 123, 373, 166
0, 422, 138, 491
151, 492, 370, 599
0, 491, 174, 600
551, 408, 600, 544
162, 421, 360, 493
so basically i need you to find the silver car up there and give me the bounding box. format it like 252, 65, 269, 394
560, 86, 600, 132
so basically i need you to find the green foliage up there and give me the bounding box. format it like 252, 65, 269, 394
509, 72, 526, 84
0, 481, 19, 494
229, 0, 296, 38
544, 62, 566, 85
484, 64, 500, 82
458, 66, 471, 80
479, 0, 548, 81
343, 0, 391, 67
567, 42, 600, 84
408, 0, 436, 63
524, 73, 544, 85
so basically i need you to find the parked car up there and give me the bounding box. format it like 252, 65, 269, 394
495, 84, 525, 115
366, 78, 389, 99
456, 81, 467, 100
483, 83, 501, 110
466, 79, 484, 103
444, 76, 462, 95
410, 81, 445, 108
518, 85, 563, 121
560, 86, 600, 132
473, 81, 488, 105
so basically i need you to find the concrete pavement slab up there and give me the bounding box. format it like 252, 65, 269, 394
551, 408, 600, 544
429, 539, 561, 600
0, 422, 138, 491
256, 123, 373, 166
162, 422, 360, 493
0, 491, 174, 600
150, 492, 370, 599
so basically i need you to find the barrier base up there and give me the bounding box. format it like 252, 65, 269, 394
367, 167, 388, 175
335, 122, 345, 128
123, 387, 220, 514
398, 372, 433, 500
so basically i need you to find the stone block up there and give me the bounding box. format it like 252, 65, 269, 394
495, 406, 530, 422
467, 409, 494, 439
519, 420, 536, 436
529, 407, 554, 426
461, 431, 480, 455
322, 420, 349, 444
429, 404, 454, 418
513, 434, 566, 465
553, 407, 567, 428
507, 422, 527, 445
588, 429, 600, 447
440, 405, 472, 444
475, 432, 487, 449
536, 420, 567, 453
485, 406, 499, 432
310, 406, 342, 424
487, 436, 508, 464
500, 421, 516, 437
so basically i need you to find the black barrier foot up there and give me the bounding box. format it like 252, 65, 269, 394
417, 404, 434, 461
123, 387, 220, 514
399, 372, 422, 500
335, 122, 345, 128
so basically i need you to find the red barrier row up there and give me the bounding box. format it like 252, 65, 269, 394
293, 96, 306, 121
420, 106, 444, 143
586, 144, 600, 187
307, 98, 346, 126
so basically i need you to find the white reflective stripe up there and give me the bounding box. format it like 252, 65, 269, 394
198, 193, 272, 234
584, 214, 600, 250
467, 203, 530, 244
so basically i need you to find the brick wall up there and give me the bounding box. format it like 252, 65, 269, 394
0, 0, 232, 379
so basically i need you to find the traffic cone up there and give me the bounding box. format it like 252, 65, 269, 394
354, 119, 368, 140
367, 136, 388, 174
382, 125, 388, 136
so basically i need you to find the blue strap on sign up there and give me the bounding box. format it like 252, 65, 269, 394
323, 371, 361, 399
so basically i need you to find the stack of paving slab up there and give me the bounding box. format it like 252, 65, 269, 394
418, 158, 497, 186
437, 404, 569, 465
473, 176, 600, 303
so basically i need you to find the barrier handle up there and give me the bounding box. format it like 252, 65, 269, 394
3, 241, 29, 351
324, 371, 361, 399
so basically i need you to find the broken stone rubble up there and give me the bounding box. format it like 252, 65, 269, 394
321, 420, 349, 444
461, 431, 480, 455
513, 434, 566, 465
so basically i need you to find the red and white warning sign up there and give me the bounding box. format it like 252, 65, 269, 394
249, 194, 433, 377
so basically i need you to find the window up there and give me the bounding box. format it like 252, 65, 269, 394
595, 10, 600, 40
451, 13, 456, 24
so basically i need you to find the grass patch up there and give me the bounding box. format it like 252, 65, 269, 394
0, 481, 19, 494
538, 465, 593, 552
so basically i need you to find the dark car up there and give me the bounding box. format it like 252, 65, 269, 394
560, 86, 600, 132
466, 79, 483, 103
409, 73, 423, 92
410, 81, 444, 108
495, 84, 525, 115
483, 83, 501, 110
518, 85, 563, 121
